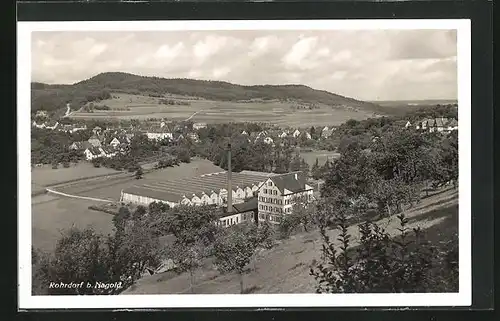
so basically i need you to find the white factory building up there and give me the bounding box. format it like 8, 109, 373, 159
120, 170, 314, 226
120, 170, 279, 208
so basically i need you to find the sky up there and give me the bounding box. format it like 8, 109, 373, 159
31, 30, 458, 101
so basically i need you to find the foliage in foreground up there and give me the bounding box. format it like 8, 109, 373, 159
32, 208, 164, 295
310, 208, 458, 293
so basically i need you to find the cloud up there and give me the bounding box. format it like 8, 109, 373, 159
30, 30, 458, 101
282, 37, 318, 69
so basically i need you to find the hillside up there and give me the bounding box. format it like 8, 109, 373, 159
122, 188, 458, 295
31, 72, 386, 115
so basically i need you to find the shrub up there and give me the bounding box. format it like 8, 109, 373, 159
310, 211, 456, 293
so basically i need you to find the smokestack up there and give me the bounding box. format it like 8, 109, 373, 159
227, 142, 232, 213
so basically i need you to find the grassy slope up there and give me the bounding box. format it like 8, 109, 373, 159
32, 72, 387, 117
122, 188, 458, 294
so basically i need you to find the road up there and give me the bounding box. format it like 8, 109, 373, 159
45, 188, 115, 203
185, 110, 204, 121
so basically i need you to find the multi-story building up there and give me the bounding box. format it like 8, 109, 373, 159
257, 171, 314, 224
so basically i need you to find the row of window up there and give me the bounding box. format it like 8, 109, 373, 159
262, 188, 278, 195
217, 216, 239, 227
258, 213, 283, 222
259, 196, 284, 205
258, 205, 292, 213
216, 213, 254, 227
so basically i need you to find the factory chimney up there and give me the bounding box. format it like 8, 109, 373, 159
227, 142, 233, 213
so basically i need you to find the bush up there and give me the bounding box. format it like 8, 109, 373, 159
310, 212, 457, 293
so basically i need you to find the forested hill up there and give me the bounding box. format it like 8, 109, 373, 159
31, 72, 386, 114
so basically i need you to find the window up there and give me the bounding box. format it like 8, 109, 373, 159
268, 181, 272, 186
274, 190, 277, 195
236, 217, 238, 223
264, 189, 267, 194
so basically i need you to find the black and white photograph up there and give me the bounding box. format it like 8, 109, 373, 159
18, 20, 471, 309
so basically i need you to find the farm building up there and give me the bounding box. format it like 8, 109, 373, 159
120, 170, 280, 208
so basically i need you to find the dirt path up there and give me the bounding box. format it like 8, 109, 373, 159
123, 188, 458, 295
45, 188, 115, 203
185, 110, 204, 121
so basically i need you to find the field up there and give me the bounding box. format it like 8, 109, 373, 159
32, 197, 115, 252
31, 159, 224, 252
299, 150, 340, 167
70, 92, 375, 127
122, 188, 458, 294
31, 163, 120, 195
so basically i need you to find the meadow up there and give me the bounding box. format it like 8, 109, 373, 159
31, 159, 224, 252
69, 92, 375, 127
31, 163, 121, 195
299, 150, 340, 167
32, 196, 115, 252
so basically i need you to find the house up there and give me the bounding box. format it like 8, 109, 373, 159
193, 123, 207, 130
292, 129, 301, 138
69, 141, 92, 151
88, 135, 102, 147
446, 118, 458, 131
101, 146, 118, 158
109, 137, 122, 148
416, 118, 458, 133
255, 135, 274, 145
70, 124, 87, 133
45, 121, 59, 130
35, 110, 48, 118
92, 126, 102, 136
404, 121, 412, 129
321, 127, 334, 139
32, 121, 45, 129
188, 133, 200, 142
278, 131, 289, 138
84, 147, 105, 160
257, 171, 314, 224
241, 130, 248, 136
125, 133, 135, 142
146, 124, 173, 141
300, 132, 312, 140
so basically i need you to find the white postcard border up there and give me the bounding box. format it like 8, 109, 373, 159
18, 19, 472, 309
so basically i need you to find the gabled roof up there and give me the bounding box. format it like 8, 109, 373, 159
447, 118, 458, 127
435, 118, 448, 127
86, 146, 102, 155
267, 171, 310, 194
